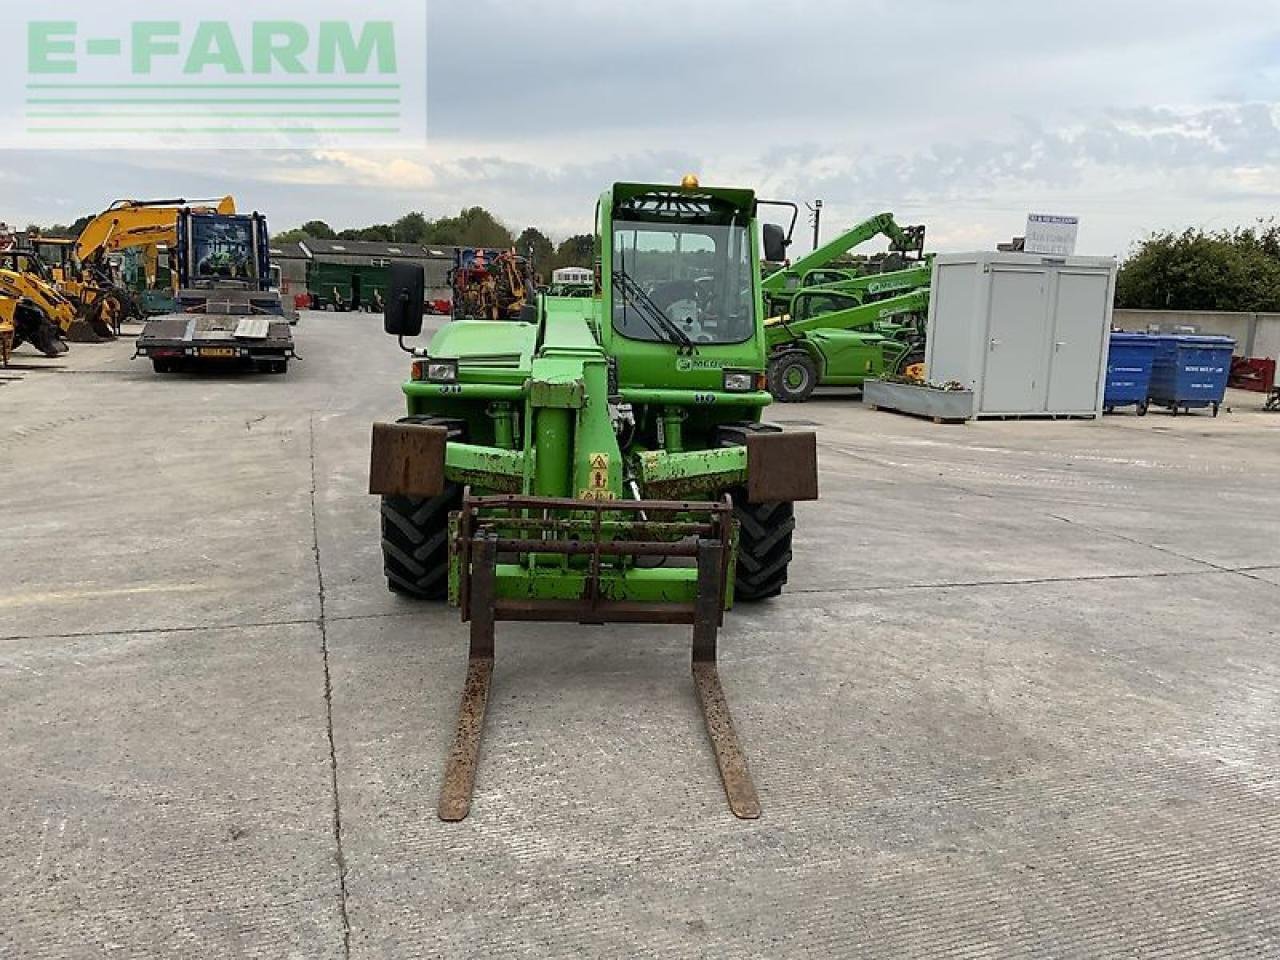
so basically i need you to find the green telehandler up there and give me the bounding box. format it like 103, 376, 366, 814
369, 178, 819, 821
760, 212, 932, 402
761, 211, 926, 317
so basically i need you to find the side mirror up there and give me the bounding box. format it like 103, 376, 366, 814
762, 223, 789, 263
384, 262, 425, 337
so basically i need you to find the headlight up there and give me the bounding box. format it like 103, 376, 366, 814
722, 370, 756, 393
425, 360, 458, 383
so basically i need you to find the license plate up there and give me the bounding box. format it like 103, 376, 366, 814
201, 347, 237, 358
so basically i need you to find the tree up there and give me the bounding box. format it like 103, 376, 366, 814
272, 220, 335, 244
1116, 225, 1280, 312
392, 212, 430, 243
553, 234, 595, 270
424, 206, 514, 248
516, 226, 554, 274
300, 219, 336, 240
337, 224, 395, 242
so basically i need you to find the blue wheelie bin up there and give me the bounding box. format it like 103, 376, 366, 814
1104, 333, 1158, 415
1148, 335, 1235, 416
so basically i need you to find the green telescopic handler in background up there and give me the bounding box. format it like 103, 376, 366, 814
369, 178, 819, 821
761, 212, 934, 402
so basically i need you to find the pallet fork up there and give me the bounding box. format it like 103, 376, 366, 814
437, 492, 760, 822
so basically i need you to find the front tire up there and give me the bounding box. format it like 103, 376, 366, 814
717, 423, 797, 601
732, 499, 797, 601
768, 350, 818, 403
379, 416, 466, 600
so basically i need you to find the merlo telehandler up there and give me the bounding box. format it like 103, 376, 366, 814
370, 178, 819, 821
761, 212, 933, 401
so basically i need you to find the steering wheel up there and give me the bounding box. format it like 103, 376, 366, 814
648, 280, 698, 311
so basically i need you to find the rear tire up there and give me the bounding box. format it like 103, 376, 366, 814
380, 416, 466, 600
717, 423, 797, 601
768, 350, 818, 403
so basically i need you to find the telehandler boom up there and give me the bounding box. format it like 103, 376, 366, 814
761, 211, 926, 316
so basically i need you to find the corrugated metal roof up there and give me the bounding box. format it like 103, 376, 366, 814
268, 241, 310, 259
303, 239, 456, 259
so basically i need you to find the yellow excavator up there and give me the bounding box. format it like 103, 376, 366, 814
0, 296, 13, 365
62, 197, 235, 327
76, 197, 236, 282
0, 289, 69, 360
0, 250, 87, 348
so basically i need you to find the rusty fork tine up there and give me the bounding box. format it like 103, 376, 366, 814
444, 500, 760, 822
693, 540, 760, 820
438, 534, 497, 822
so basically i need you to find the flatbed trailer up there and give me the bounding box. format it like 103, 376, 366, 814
135, 311, 295, 373
131, 209, 295, 374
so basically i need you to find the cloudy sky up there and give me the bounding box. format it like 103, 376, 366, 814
4, 0, 1280, 256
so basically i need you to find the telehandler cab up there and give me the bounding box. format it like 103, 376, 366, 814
370, 179, 819, 821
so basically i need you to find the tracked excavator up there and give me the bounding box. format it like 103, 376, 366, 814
73, 197, 238, 321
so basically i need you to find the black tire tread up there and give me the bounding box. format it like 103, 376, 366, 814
716, 423, 797, 601
768, 350, 818, 403
379, 415, 466, 600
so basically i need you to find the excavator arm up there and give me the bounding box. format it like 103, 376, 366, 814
74, 196, 236, 266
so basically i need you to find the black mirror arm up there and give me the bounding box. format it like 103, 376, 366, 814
394, 290, 417, 354
757, 199, 800, 245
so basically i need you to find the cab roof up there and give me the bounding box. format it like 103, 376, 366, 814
607, 182, 756, 222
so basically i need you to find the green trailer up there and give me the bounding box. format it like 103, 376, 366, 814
369, 178, 819, 821
308, 261, 390, 311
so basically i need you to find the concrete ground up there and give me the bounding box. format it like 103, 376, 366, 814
2, 311, 1278, 959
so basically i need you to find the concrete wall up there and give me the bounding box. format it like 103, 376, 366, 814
1113, 309, 1280, 358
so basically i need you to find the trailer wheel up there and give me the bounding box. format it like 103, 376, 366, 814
380, 415, 467, 600
151, 358, 172, 374
768, 350, 818, 403
717, 423, 797, 601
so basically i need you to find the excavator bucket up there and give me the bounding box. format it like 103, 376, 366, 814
64, 318, 111, 343
436, 490, 760, 822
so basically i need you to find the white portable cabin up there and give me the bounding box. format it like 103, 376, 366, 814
924, 251, 1117, 418
551, 266, 593, 286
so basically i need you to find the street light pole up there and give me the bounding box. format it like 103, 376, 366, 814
806, 199, 823, 252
